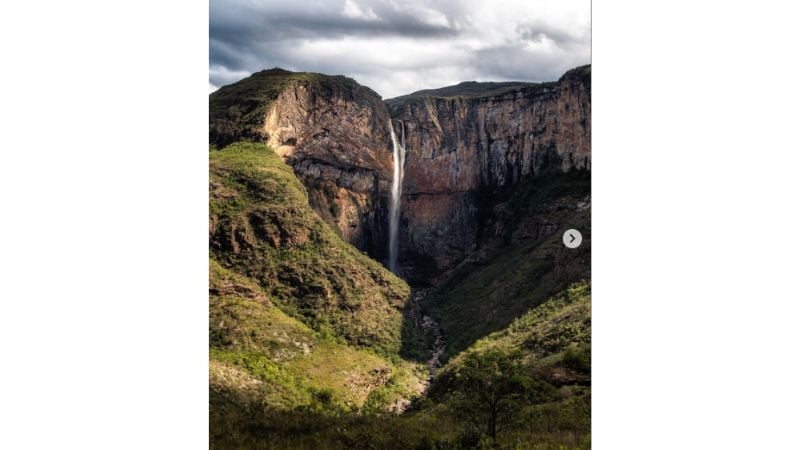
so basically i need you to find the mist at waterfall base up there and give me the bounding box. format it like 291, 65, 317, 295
388, 121, 405, 274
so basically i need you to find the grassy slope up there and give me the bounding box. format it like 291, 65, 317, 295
209, 260, 424, 409
442, 282, 591, 375
211, 281, 591, 450
426, 281, 592, 449
210, 142, 410, 356
209, 143, 430, 446
422, 170, 591, 360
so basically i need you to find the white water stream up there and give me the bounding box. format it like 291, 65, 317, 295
388, 120, 405, 273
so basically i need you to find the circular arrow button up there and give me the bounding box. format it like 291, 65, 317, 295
563, 229, 583, 249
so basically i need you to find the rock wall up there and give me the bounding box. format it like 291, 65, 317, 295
265, 82, 392, 257
264, 78, 396, 258
388, 66, 591, 281
211, 71, 396, 259
210, 65, 591, 281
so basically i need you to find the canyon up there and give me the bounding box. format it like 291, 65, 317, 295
209, 65, 591, 285
209, 65, 592, 448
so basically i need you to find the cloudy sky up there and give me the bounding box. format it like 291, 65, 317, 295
209, 0, 590, 98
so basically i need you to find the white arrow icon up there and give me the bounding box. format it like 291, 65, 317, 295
563, 229, 582, 249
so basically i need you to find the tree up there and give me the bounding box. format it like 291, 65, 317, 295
448, 350, 535, 445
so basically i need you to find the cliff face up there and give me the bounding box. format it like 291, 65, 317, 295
209, 65, 591, 283
210, 70, 394, 259
386, 65, 591, 282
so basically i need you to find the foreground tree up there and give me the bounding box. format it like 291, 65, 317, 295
448, 350, 535, 445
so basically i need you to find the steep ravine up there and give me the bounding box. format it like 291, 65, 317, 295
408, 289, 445, 380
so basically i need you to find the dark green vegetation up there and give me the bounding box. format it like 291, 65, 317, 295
210, 69, 386, 147
440, 282, 591, 377
444, 350, 538, 444
423, 170, 591, 360
429, 281, 591, 448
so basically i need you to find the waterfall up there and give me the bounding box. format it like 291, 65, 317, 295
388, 120, 405, 273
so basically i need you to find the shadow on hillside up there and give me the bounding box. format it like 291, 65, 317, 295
397, 170, 592, 363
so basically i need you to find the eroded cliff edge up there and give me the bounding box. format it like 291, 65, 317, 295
386, 65, 591, 283
210, 69, 394, 259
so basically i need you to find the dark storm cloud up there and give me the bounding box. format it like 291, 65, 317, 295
211, 4, 458, 43
209, 0, 459, 60
209, 0, 591, 98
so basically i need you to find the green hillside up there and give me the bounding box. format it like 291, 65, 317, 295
439, 281, 591, 377
210, 142, 409, 356
211, 274, 591, 449
209, 261, 427, 445
425, 281, 592, 448
422, 170, 591, 360
209, 143, 430, 447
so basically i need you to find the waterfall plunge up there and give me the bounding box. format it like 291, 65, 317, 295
388, 120, 405, 273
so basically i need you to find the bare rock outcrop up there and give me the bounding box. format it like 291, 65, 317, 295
386, 65, 591, 282
210, 70, 395, 259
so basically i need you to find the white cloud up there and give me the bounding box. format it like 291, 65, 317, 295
401, 1, 452, 28
209, 64, 253, 87
342, 0, 380, 21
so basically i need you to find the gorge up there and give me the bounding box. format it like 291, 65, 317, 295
209, 65, 591, 448
210, 65, 591, 283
